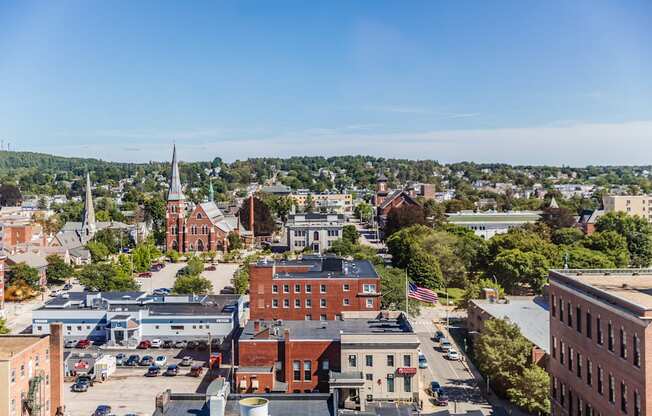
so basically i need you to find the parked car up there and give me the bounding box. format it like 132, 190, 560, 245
220, 286, 235, 294
433, 330, 445, 342
116, 353, 126, 366
179, 356, 193, 367
138, 272, 152, 278
126, 355, 141, 366
446, 349, 460, 361
186, 341, 198, 350
139, 355, 154, 366
76, 339, 92, 349
197, 341, 208, 350
49, 289, 62, 297
189, 364, 204, 377
155, 356, 167, 367
64, 340, 77, 348
433, 392, 449, 406
150, 264, 164, 272
205, 265, 216, 271
72, 378, 90, 392
174, 340, 187, 349
439, 340, 452, 353
145, 365, 161, 377
164, 364, 179, 376
63, 283, 73, 291
153, 288, 171, 296
137, 340, 151, 349
418, 353, 428, 369
150, 339, 162, 348
162, 340, 175, 348
93, 405, 112, 416
428, 381, 442, 396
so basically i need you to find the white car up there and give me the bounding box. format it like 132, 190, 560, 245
155, 356, 167, 367
446, 349, 460, 361
150, 339, 162, 348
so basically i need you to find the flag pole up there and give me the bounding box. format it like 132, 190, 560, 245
405, 269, 409, 317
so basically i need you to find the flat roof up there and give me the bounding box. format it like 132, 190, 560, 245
471, 296, 549, 353
447, 211, 541, 223
550, 269, 652, 315
0, 336, 46, 360
255, 257, 379, 280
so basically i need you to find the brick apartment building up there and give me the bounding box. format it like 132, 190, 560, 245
0, 323, 64, 416
235, 311, 420, 409
248, 257, 381, 321
549, 269, 651, 416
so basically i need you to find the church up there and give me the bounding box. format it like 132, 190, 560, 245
165, 146, 250, 253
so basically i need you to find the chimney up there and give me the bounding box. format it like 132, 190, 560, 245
283, 329, 291, 384
49, 322, 65, 414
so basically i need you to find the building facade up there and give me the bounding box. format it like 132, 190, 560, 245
249, 257, 381, 321
289, 193, 353, 215
0, 255, 5, 317
446, 210, 542, 239
548, 269, 650, 416
0, 323, 64, 416
603, 195, 652, 223
32, 292, 244, 346
285, 213, 344, 254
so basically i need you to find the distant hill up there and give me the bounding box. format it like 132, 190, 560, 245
0, 150, 146, 170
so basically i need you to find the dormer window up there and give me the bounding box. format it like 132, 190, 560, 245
197, 213, 203, 219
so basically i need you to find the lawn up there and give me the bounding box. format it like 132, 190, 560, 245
436, 287, 464, 305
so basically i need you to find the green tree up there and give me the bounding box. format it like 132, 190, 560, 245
583, 230, 629, 267
172, 275, 213, 294
0, 317, 10, 334
144, 197, 167, 245
407, 248, 443, 289
551, 227, 585, 245
563, 246, 615, 269
86, 241, 110, 262
166, 250, 180, 263
342, 225, 359, 244
45, 255, 74, 284
384, 204, 426, 238
182, 255, 205, 276
507, 365, 551, 415
131, 242, 161, 272
227, 232, 243, 251
233, 265, 249, 294
475, 318, 532, 395
354, 202, 373, 222
7, 263, 41, 289
422, 199, 447, 227
596, 212, 652, 267
91, 228, 123, 254
489, 249, 549, 293
458, 277, 504, 309
377, 265, 421, 316
77, 263, 139, 291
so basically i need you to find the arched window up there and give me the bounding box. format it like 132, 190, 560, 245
191, 225, 197, 235
189, 244, 194, 251
197, 240, 204, 252
197, 213, 203, 219
172, 240, 178, 250
172, 225, 178, 236
202, 225, 208, 235
313, 231, 319, 241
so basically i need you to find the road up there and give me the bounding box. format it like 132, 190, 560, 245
411, 307, 493, 415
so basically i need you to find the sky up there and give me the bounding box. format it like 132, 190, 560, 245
1, 0, 652, 166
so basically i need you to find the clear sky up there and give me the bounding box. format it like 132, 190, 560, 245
1, 0, 651, 165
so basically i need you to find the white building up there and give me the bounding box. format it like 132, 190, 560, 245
286, 213, 345, 253
446, 210, 542, 239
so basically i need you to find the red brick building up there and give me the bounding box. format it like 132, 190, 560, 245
249, 257, 381, 321
0, 255, 5, 316
371, 174, 421, 230
549, 269, 650, 416
165, 146, 249, 253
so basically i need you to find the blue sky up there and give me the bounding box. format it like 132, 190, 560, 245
1, 0, 651, 165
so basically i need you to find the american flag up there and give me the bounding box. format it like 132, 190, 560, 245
408, 282, 438, 304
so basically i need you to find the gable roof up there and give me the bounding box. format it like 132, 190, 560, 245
379, 190, 419, 210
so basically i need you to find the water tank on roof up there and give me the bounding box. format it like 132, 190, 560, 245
239, 398, 269, 416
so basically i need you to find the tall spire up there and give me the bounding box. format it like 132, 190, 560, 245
167, 144, 185, 201
208, 180, 215, 202
81, 172, 96, 242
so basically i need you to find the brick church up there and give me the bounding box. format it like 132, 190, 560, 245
166, 146, 251, 253
372, 172, 420, 228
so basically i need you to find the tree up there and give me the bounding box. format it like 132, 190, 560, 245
596, 212, 652, 267
233, 265, 249, 294
86, 241, 110, 262
6, 263, 41, 289
131, 242, 161, 272
77, 263, 139, 291
92, 228, 124, 254
384, 205, 426, 237
0, 317, 10, 334
342, 225, 359, 244
46, 255, 74, 284
377, 265, 421, 316
458, 277, 504, 310
422, 199, 447, 227
239, 196, 275, 236
551, 227, 584, 245
539, 206, 577, 230
474, 319, 532, 395
166, 250, 180, 263
507, 365, 551, 415
583, 230, 629, 267
489, 249, 549, 294
407, 248, 443, 289
563, 246, 615, 269
0, 184, 23, 206
144, 197, 167, 245
173, 275, 213, 294
227, 232, 243, 252
354, 202, 373, 222
304, 194, 315, 213
182, 255, 205, 276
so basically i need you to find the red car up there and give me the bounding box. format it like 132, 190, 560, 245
76, 339, 92, 349
138, 272, 153, 278
137, 340, 151, 349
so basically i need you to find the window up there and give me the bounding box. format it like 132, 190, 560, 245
620, 328, 628, 359
35, 355, 40, 367
283, 285, 289, 293
576, 352, 582, 378
343, 298, 350, 306
635, 390, 641, 416
621, 381, 628, 413
561, 383, 566, 406
567, 302, 572, 326
305, 299, 312, 308
304, 360, 312, 381
321, 360, 329, 370
552, 337, 557, 358
568, 346, 573, 371
171, 325, 184, 330
320, 284, 326, 293
306, 284, 312, 293
348, 355, 357, 367
576, 305, 582, 333
272, 285, 278, 293
387, 374, 395, 393
320, 314, 327, 320
343, 284, 350, 291
11, 369, 15, 383
20, 364, 25, 377
559, 298, 564, 322
294, 299, 301, 308
387, 355, 394, 367
295, 284, 301, 293
197, 213, 203, 219
283, 299, 289, 308
366, 298, 374, 309
403, 376, 412, 392
587, 358, 592, 386
363, 284, 376, 293
598, 366, 604, 395
552, 294, 556, 317
365, 373, 373, 381
552, 377, 558, 400
320, 299, 326, 308
305, 315, 312, 320
634, 333, 641, 367
609, 374, 615, 403
597, 317, 603, 345
366, 355, 373, 366
560, 342, 565, 365
403, 354, 411, 367
586, 312, 592, 339
272, 299, 279, 308
293, 361, 301, 381
608, 322, 614, 352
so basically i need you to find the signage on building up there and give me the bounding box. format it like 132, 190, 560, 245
396, 367, 417, 376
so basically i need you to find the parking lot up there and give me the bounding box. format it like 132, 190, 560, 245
135, 261, 239, 294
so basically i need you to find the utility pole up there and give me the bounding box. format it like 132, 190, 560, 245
208, 332, 212, 375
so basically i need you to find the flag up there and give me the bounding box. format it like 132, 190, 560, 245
408, 282, 438, 304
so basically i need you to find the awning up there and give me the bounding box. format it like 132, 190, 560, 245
239, 379, 247, 389
251, 379, 259, 389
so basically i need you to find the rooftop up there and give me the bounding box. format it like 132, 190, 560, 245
255, 256, 379, 280
447, 210, 542, 223
0, 336, 47, 360
471, 296, 549, 353
550, 269, 652, 317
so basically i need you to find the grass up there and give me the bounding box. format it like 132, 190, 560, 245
436, 287, 464, 305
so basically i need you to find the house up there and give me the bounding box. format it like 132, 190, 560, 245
6, 252, 48, 287
446, 210, 542, 239
285, 213, 345, 254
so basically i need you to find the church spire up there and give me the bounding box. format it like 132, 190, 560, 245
167, 144, 185, 201
208, 180, 215, 202
81, 172, 96, 242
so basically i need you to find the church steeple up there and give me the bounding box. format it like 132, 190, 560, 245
208, 180, 215, 202
81, 173, 96, 242
167, 144, 185, 201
